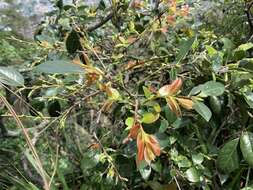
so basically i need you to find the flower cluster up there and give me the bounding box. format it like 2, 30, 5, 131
125, 79, 192, 164
128, 123, 161, 164
158, 78, 193, 116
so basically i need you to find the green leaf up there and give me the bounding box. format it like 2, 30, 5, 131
193, 100, 212, 122
217, 138, 239, 173
241, 187, 253, 190
153, 103, 161, 113
176, 36, 196, 64
143, 86, 152, 98
189, 85, 203, 96
125, 117, 134, 130
200, 81, 225, 97
177, 156, 192, 168
66, 30, 83, 54
163, 106, 177, 123
211, 53, 223, 73
239, 58, 253, 71
185, 167, 200, 183
24, 150, 41, 177
109, 88, 121, 100
139, 162, 151, 180
209, 96, 222, 115
81, 151, 99, 171
192, 153, 204, 165
0, 66, 24, 86
35, 60, 84, 74
243, 92, 253, 109
221, 38, 234, 52
236, 43, 253, 51
159, 120, 168, 133
240, 132, 253, 167
205, 45, 217, 56
141, 112, 159, 124
190, 81, 225, 97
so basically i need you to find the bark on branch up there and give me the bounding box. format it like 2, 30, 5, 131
245, 1, 253, 37
86, 11, 114, 32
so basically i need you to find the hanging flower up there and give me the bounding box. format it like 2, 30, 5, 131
128, 123, 141, 139
137, 128, 161, 164
158, 78, 193, 116
158, 78, 182, 97
176, 97, 193, 110
166, 96, 181, 116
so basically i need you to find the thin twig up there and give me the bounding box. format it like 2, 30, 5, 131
87, 11, 114, 32
0, 94, 50, 190
49, 145, 59, 188
174, 176, 182, 190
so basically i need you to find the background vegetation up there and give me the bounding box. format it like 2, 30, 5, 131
0, 0, 253, 189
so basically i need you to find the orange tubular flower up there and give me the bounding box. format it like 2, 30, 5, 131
176, 97, 193, 110
166, 96, 182, 116
128, 123, 141, 139
137, 129, 161, 164
158, 78, 182, 97
158, 78, 194, 116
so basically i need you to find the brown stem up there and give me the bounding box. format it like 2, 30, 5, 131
86, 11, 114, 32
245, 1, 253, 36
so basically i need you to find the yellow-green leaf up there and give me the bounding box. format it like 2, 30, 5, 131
125, 117, 135, 130
141, 112, 159, 124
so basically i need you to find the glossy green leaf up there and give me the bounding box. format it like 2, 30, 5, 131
209, 96, 222, 115
193, 100, 212, 122
139, 162, 151, 180
177, 156, 192, 168
141, 112, 159, 124
185, 167, 200, 182
243, 92, 253, 108
159, 120, 168, 133
143, 86, 152, 98
176, 36, 196, 64
35, 60, 84, 74
189, 85, 203, 96
240, 132, 253, 166
236, 43, 253, 51
125, 117, 134, 130
217, 138, 239, 173
200, 81, 225, 97
205, 45, 217, 56
66, 30, 83, 54
153, 103, 161, 113
192, 153, 204, 165
239, 58, 253, 71
163, 106, 177, 123
0, 66, 24, 86
190, 81, 225, 97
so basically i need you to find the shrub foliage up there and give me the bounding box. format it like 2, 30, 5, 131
1, 0, 253, 189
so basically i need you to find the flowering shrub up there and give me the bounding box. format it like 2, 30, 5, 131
1, 0, 253, 190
